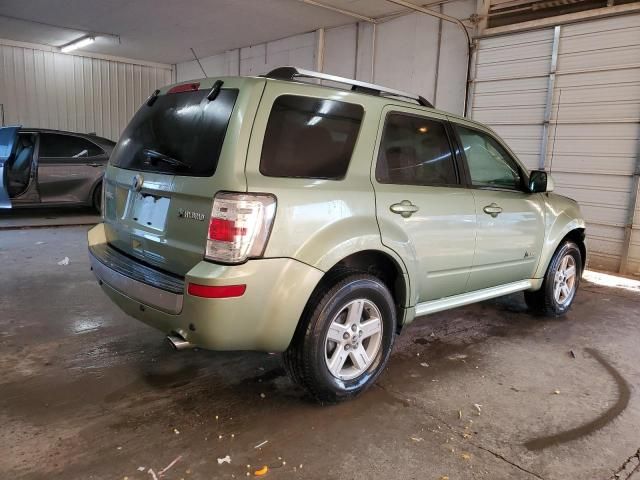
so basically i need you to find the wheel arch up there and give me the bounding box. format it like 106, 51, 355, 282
564, 228, 587, 274
89, 177, 103, 208
307, 249, 411, 334
534, 223, 587, 280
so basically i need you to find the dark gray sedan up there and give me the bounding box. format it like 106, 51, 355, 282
0, 126, 115, 213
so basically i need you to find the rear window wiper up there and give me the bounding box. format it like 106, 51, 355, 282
143, 149, 189, 169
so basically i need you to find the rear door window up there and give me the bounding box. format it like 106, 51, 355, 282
39, 133, 104, 160
110, 88, 238, 177
376, 113, 458, 186
260, 95, 364, 180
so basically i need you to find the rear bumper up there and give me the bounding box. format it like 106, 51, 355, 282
89, 242, 184, 314
88, 223, 324, 351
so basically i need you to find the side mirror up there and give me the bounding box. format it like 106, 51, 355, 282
529, 170, 553, 193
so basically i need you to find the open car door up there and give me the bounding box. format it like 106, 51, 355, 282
0, 126, 20, 208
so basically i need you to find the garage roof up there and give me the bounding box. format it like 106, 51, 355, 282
0, 0, 416, 64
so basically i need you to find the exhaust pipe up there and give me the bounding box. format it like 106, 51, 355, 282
167, 334, 195, 351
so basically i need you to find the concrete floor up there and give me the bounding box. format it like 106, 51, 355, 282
0, 207, 99, 229
1, 225, 639, 480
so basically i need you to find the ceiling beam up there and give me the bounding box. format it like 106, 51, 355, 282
297, 0, 378, 23
384, 0, 472, 45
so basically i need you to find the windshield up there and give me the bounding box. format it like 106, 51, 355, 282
109, 88, 238, 176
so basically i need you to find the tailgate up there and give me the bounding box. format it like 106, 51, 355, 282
102, 77, 265, 276
103, 168, 220, 276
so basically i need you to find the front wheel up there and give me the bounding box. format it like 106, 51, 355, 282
525, 240, 582, 316
283, 273, 396, 403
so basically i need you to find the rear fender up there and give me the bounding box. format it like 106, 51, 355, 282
294, 215, 415, 308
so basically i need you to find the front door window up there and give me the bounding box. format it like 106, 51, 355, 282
455, 125, 522, 191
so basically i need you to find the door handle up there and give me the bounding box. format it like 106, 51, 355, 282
390, 200, 419, 218
483, 203, 503, 218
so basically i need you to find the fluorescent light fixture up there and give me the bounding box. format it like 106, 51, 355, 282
60, 36, 95, 53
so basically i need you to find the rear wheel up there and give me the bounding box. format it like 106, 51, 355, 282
93, 183, 102, 214
525, 240, 581, 316
283, 273, 396, 403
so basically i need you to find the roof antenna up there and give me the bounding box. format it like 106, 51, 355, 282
548, 88, 562, 175
190, 47, 208, 77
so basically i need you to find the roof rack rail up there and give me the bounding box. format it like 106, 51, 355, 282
264, 66, 433, 108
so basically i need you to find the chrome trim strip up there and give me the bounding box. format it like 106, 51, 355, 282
89, 248, 184, 314
415, 280, 532, 317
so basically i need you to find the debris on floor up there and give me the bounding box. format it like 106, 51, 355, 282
217, 455, 231, 465
147, 468, 159, 480
254, 440, 268, 449
554, 389, 561, 395
448, 353, 468, 361
473, 403, 482, 415
420, 362, 430, 367
461, 452, 472, 461
410, 436, 424, 442
57, 256, 70, 266
254, 465, 269, 476
158, 455, 182, 475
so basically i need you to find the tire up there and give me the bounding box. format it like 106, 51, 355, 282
283, 272, 396, 404
525, 240, 582, 316
93, 183, 102, 215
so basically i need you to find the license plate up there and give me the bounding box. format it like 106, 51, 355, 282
130, 192, 170, 231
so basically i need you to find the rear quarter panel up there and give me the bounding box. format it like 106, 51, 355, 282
244, 81, 414, 307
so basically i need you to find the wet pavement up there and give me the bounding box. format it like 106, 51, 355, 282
0, 207, 99, 229
1, 225, 639, 480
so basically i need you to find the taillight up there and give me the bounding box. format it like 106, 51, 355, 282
205, 192, 276, 264
167, 82, 200, 94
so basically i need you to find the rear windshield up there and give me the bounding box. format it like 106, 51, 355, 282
260, 95, 364, 180
110, 88, 238, 176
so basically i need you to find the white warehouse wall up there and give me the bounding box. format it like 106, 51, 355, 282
176, 0, 474, 115
0, 39, 173, 141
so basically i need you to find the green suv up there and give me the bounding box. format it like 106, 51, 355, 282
88, 67, 586, 403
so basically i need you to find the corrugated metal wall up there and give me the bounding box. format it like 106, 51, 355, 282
176, 0, 475, 116
470, 14, 640, 275
0, 41, 173, 141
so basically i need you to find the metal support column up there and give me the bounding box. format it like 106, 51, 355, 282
540, 25, 561, 170
620, 145, 640, 274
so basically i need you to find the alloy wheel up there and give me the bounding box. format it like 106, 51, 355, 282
324, 299, 383, 381
553, 254, 577, 306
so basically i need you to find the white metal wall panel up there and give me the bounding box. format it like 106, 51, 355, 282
551, 15, 640, 273
472, 14, 640, 274
176, 32, 316, 82
240, 32, 316, 76
374, 13, 440, 104
175, 1, 475, 116
471, 28, 554, 170
0, 43, 172, 141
